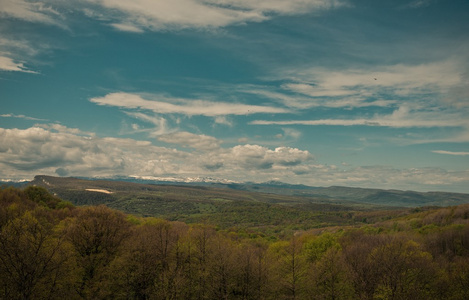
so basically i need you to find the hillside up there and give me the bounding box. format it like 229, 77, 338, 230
28, 175, 469, 234
29, 175, 411, 233
30, 175, 469, 207
1, 185, 469, 300
215, 182, 469, 207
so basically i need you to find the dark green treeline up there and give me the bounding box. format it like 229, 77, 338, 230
1, 186, 469, 300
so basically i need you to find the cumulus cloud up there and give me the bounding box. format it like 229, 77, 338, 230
215, 144, 314, 170
0, 126, 314, 181
1, 126, 467, 192
0, 126, 186, 178
90, 92, 288, 116
81, 0, 346, 32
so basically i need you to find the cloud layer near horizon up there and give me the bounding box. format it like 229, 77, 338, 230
1, 125, 468, 192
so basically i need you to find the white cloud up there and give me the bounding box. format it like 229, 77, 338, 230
218, 144, 314, 170
0, 0, 63, 26
124, 112, 170, 136
251, 105, 468, 128
214, 116, 233, 127
0, 113, 46, 121
110, 23, 144, 33
432, 150, 469, 156
248, 60, 464, 110
82, 0, 346, 32
290, 61, 461, 93
1, 126, 467, 192
282, 128, 302, 139
0, 126, 187, 178
0, 56, 37, 73
90, 92, 289, 116
37, 123, 97, 136
0, 36, 56, 76
0, 126, 314, 181
244, 59, 463, 109
245, 87, 395, 109
157, 131, 222, 151
0, 38, 40, 56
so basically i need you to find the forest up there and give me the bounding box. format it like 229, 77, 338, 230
1, 185, 469, 300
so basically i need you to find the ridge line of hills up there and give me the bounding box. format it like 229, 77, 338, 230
24, 175, 469, 208
3, 175, 469, 234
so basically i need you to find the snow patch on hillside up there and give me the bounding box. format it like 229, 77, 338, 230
85, 189, 113, 194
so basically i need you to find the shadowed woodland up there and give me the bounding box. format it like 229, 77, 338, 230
1, 186, 469, 299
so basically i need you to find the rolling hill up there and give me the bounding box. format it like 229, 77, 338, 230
25, 175, 469, 234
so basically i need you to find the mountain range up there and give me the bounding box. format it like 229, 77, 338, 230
21, 175, 469, 208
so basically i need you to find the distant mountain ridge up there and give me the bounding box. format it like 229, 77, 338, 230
28, 175, 469, 208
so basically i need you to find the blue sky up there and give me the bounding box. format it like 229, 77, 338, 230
1, 0, 468, 192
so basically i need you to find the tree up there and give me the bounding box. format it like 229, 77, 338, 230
0, 208, 78, 300
369, 236, 436, 300
341, 230, 384, 300
233, 240, 269, 300
105, 219, 189, 299
306, 247, 353, 300
66, 205, 130, 298
23, 186, 63, 209
185, 224, 216, 300
268, 237, 308, 299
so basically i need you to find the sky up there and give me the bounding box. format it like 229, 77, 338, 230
1, 0, 469, 193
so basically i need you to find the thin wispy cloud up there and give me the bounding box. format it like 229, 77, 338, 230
110, 23, 144, 33
432, 150, 469, 156
244, 87, 395, 109
251, 106, 468, 128
123, 112, 171, 136
0, 0, 63, 26
239, 60, 464, 112
280, 60, 462, 100
0, 56, 38, 73
90, 92, 289, 116
0, 113, 46, 121
81, 0, 347, 32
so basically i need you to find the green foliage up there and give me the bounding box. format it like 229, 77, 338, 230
2, 186, 469, 299
23, 186, 73, 210
0, 195, 78, 299
303, 232, 341, 262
